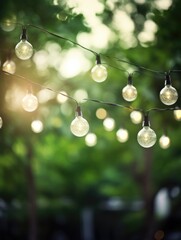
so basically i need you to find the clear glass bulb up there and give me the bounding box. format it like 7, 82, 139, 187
2, 60, 16, 74
122, 84, 137, 102
130, 111, 142, 124
85, 133, 97, 147
31, 120, 44, 133
70, 116, 89, 137
0, 117, 3, 128
91, 64, 108, 82
137, 126, 157, 148
116, 128, 129, 143
15, 39, 33, 60
22, 93, 38, 112
174, 109, 181, 121
159, 135, 170, 149
160, 85, 178, 105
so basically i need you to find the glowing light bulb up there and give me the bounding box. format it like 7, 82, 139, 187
15, 40, 33, 60
0, 117, 3, 128
22, 93, 38, 112
103, 117, 115, 131
122, 84, 137, 101
31, 120, 44, 133
96, 108, 107, 120
160, 85, 178, 105
2, 59, 16, 74
116, 128, 129, 143
1, 15, 16, 32
122, 75, 137, 102
160, 74, 178, 105
130, 111, 142, 124
91, 64, 108, 82
174, 109, 181, 121
91, 54, 107, 82
159, 135, 170, 149
85, 133, 97, 147
70, 106, 89, 137
15, 27, 33, 60
137, 115, 157, 148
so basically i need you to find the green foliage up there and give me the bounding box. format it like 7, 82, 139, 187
0, 0, 181, 237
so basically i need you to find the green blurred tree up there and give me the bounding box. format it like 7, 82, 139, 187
0, 0, 181, 240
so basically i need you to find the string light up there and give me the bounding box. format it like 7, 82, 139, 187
137, 114, 157, 148
96, 108, 107, 119
159, 134, 170, 149
15, 27, 33, 60
31, 120, 44, 133
103, 117, 115, 131
116, 128, 129, 143
173, 108, 181, 121
70, 106, 89, 137
0, 16, 16, 32
1, 70, 181, 148
85, 133, 97, 147
22, 91, 39, 112
91, 54, 108, 83
122, 74, 137, 102
2, 59, 16, 74
0, 22, 181, 148
160, 73, 178, 105
130, 110, 142, 124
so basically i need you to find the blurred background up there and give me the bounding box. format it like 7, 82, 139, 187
0, 0, 181, 240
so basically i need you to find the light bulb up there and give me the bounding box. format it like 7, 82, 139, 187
137, 115, 157, 148
31, 120, 44, 133
103, 117, 115, 131
91, 64, 108, 82
0, 117, 3, 128
70, 106, 89, 137
1, 16, 16, 32
160, 74, 178, 105
116, 128, 129, 143
173, 109, 181, 121
159, 135, 170, 149
2, 59, 16, 74
130, 111, 142, 124
15, 40, 33, 60
22, 93, 38, 112
15, 27, 33, 60
122, 84, 137, 102
96, 108, 107, 120
85, 133, 97, 147
160, 85, 178, 105
122, 74, 137, 102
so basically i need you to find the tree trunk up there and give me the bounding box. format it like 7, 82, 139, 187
25, 143, 37, 240
142, 148, 155, 240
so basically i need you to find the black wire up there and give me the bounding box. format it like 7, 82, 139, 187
1, 21, 181, 77
101, 62, 130, 75
27, 24, 98, 56
1, 70, 180, 117
84, 98, 143, 112
1, 70, 78, 105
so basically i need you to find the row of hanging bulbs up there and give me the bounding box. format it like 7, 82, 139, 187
17, 88, 181, 148
12, 27, 179, 107
0, 105, 172, 149
1, 26, 181, 148
0, 78, 180, 148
